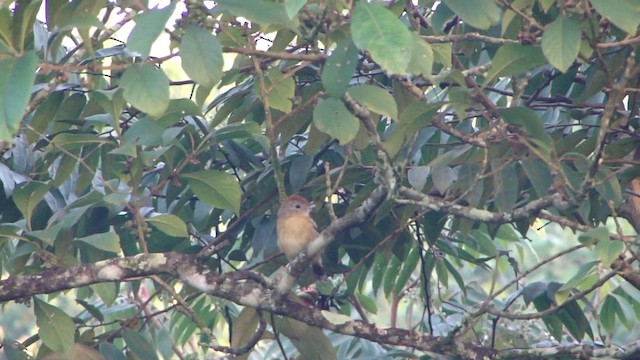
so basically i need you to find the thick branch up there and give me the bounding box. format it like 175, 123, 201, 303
0, 252, 447, 353
397, 187, 569, 223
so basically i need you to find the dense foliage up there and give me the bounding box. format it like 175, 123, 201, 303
1, 0, 640, 359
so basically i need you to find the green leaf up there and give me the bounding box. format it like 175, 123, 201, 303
492, 161, 518, 212
284, 0, 306, 19
182, 170, 241, 215
499, 107, 553, 148
255, 71, 295, 113
407, 33, 433, 77
313, 98, 360, 144
127, 4, 176, 58
578, 226, 609, 247
321, 38, 359, 97
288, 154, 313, 192
383, 254, 401, 297
443, 0, 500, 30
34, 297, 75, 354
351, 2, 413, 74
348, 85, 398, 120
557, 300, 591, 341
121, 329, 159, 360
355, 292, 378, 314
276, 317, 337, 360
0, 51, 38, 142
600, 295, 619, 334
484, 45, 546, 85
13, 181, 49, 229
230, 307, 259, 356
595, 236, 624, 267
99, 343, 127, 360
542, 16, 581, 73
393, 245, 420, 294
91, 282, 117, 307
146, 214, 188, 237
75, 231, 121, 253
50, 133, 109, 149
216, 0, 297, 29
558, 261, 598, 292
120, 64, 170, 118
594, 167, 623, 208
180, 25, 223, 88
591, 0, 640, 34
76, 299, 105, 322
521, 158, 551, 198
443, 258, 467, 296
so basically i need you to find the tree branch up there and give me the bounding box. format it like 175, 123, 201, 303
0, 252, 449, 353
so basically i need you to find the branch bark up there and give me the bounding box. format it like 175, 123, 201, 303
0, 252, 447, 354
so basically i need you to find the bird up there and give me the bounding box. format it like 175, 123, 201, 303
276, 194, 325, 278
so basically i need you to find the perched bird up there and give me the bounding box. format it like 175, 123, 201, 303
276, 194, 325, 278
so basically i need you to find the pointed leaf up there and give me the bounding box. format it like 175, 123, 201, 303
595, 236, 624, 267
407, 33, 433, 77
255, 71, 295, 113
0, 51, 38, 142
146, 214, 188, 237
13, 181, 49, 228
484, 45, 546, 85
75, 231, 121, 252
493, 162, 518, 212
591, 0, 640, 34
351, 2, 412, 74
542, 16, 581, 72
443, 0, 500, 30
182, 170, 241, 215
121, 329, 158, 360
313, 98, 360, 144
348, 85, 398, 120
180, 25, 223, 87
120, 64, 170, 118
322, 38, 359, 97
127, 4, 175, 58
34, 297, 75, 354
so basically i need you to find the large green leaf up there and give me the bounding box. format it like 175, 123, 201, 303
594, 167, 623, 208
407, 33, 433, 77
34, 297, 75, 354
492, 161, 518, 212
443, 0, 500, 30
595, 235, 624, 267
499, 107, 553, 148
255, 71, 295, 113
13, 181, 49, 230
122, 329, 159, 360
120, 64, 170, 118
484, 45, 546, 85
591, 0, 640, 34
182, 170, 241, 215
321, 38, 359, 98
127, 3, 175, 58
216, 0, 297, 29
75, 231, 121, 253
180, 25, 223, 88
231, 307, 259, 360
0, 51, 38, 142
351, 2, 412, 74
313, 98, 360, 144
348, 85, 398, 120
146, 214, 189, 237
542, 16, 581, 73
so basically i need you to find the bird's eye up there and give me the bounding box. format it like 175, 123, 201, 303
295, 204, 301, 209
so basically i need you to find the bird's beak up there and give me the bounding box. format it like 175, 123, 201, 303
309, 203, 316, 210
